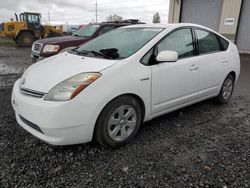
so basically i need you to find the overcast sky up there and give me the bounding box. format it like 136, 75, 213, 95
0, 0, 169, 25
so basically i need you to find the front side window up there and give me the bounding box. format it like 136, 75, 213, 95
141, 48, 156, 65
73, 24, 100, 37
76, 28, 163, 59
157, 28, 194, 59
196, 29, 220, 54
27, 14, 39, 23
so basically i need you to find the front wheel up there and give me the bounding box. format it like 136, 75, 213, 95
18, 32, 34, 47
94, 96, 142, 148
216, 74, 235, 104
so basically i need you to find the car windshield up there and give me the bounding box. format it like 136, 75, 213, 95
76, 27, 163, 59
73, 24, 100, 37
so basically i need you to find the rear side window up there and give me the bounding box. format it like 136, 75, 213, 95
219, 37, 229, 50
196, 29, 220, 54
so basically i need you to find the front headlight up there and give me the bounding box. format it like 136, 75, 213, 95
43, 44, 60, 53
44, 72, 101, 101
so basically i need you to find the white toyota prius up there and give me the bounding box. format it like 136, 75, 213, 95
12, 23, 240, 148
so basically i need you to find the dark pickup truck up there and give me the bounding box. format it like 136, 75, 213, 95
31, 20, 142, 62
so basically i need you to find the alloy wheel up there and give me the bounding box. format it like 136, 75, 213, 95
107, 105, 137, 142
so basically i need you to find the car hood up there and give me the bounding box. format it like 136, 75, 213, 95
35, 36, 88, 44
21, 52, 118, 93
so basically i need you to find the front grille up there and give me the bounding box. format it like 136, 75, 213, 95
20, 87, 45, 98
33, 43, 42, 52
19, 115, 44, 134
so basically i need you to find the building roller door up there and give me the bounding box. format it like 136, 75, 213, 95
236, 0, 250, 52
180, 0, 223, 31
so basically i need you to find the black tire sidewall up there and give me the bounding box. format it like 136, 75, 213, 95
95, 96, 142, 148
217, 74, 234, 103
18, 32, 34, 47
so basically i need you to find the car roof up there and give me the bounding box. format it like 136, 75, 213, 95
100, 22, 135, 26
120, 23, 209, 29
90, 20, 144, 26
120, 23, 230, 43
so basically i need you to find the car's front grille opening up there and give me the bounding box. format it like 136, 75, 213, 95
19, 115, 44, 134
20, 87, 45, 98
33, 43, 41, 52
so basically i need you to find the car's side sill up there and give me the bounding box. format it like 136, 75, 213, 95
150, 94, 217, 121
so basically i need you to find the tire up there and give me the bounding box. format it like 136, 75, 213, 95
13, 38, 19, 45
216, 74, 235, 104
94, 96, 142, 148
18, 32, 34, 47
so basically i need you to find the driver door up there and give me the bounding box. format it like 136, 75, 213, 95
151, 28, 199, 115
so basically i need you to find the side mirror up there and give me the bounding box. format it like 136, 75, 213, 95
156, 50, 178, 62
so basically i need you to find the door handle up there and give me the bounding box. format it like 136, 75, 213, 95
221, 59, 228, 64
190, 65, 198, 71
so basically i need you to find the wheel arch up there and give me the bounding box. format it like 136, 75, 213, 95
98, 93, 145, 122
15, 29, 34, 40
93, 93, 146, 139
228, 71, 236, 82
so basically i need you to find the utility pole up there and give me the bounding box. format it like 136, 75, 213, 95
48, 11, 50, 25
95, 0, 97, 23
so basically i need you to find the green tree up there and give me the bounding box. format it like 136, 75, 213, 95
152, 12, 161, 23
106, 14, 123, 22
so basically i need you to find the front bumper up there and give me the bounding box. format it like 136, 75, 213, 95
31, 53, 45, 62
11, 79, 97, 145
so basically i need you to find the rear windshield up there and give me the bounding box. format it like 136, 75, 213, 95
73, 24, 100, 37
76, 28, 163, 59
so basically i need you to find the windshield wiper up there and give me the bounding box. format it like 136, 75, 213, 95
70, 48, 88, 55
72, 49, 115, 59
99, 48, 120, 59
90, 50, 113, 59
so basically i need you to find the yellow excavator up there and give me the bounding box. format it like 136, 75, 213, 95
0, 12, 63, 47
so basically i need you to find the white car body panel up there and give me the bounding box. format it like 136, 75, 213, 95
11, 23, 240, 145
22, 53, 118, 92
151, 57, 199, 114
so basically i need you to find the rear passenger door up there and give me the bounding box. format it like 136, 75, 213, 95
194, 28, 228, 97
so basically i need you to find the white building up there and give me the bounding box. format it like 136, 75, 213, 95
168, 0, 250, 53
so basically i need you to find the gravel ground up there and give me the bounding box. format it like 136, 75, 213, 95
0, 48, 250, 187
1, 90, 250, 187
0, 46, 31, 74
0, 46, 31, 88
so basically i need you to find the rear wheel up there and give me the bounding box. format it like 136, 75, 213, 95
216, 74, 234, 104
18, 32, 34, 47
94, 96, 142, 148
